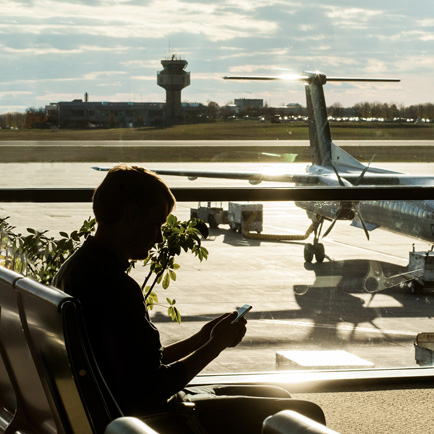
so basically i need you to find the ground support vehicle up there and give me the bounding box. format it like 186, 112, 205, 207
228, 202, 263, 234
407, 246, 434, 294
415, 333, 434, 366
190, 202, 228, 229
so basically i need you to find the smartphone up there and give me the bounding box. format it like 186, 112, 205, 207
231, 304, 252, 324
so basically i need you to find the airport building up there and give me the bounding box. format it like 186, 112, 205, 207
234, 98, 264, 112
46, 55, 206, 127
48, 98, 165, 128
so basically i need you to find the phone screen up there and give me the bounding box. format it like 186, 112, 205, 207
231, 304, 252, 324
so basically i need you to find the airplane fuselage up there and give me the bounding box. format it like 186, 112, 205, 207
297, 162, 434, 243
360, 199, 434, 242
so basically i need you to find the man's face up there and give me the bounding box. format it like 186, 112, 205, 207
128, 202, 169, 260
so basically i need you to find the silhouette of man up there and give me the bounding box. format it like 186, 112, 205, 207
53, 164, 325, 433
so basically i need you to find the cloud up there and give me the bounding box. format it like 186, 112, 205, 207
0, 41, 128, 56
0, 90, 33, 100
228, 64, 283, 73
321, 5, 384, 29
364, 59, 389, 74
217, 0, 300, 12
401, 30, 434, 42
83, 71, 128, 80
1, 0, 279, 42
218, 48, 290, 61
191, 72, 231, 80
395, 55, 434, 72
131, 75, 158, 81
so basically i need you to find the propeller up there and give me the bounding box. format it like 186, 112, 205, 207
322, 161, 373, 240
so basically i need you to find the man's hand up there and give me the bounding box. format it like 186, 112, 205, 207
210, 311, 247, 349
199, 313, 230, 342
164, 312, 247, 364
179, 311, 247, 385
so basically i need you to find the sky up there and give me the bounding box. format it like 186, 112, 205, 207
0, 0, 433, 114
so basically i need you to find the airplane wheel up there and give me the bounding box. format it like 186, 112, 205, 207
304, 243, 314, 263
315, 243, 325, 263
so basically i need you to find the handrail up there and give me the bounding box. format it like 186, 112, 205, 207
0, 186, 434, 202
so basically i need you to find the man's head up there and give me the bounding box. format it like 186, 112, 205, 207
92, 164, 175, 260
93, 164, 175, 224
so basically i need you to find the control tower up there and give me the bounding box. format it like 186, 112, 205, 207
157, 55, 190, 120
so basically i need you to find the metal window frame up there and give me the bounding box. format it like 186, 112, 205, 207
0, 186, 434, 202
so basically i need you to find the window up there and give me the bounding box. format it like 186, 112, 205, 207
1, 0, 434, 379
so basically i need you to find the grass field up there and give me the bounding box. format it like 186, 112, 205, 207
1, 120, 434, 141
1, 121, 433, 162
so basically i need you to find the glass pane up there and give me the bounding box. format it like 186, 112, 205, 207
1, 0, 434, 380
3, 184, 433, 373
147, 198, 434, 373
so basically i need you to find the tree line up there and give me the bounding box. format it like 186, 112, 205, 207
1, 101, 434, 130
328, 102, 434, 120
212, 101, 434, 121
0, 107, 52, 130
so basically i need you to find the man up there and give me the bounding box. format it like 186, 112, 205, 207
53, 164, 325, 433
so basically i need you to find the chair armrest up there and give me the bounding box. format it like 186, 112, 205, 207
105, 417, 159, 434
263, 410, 340, 434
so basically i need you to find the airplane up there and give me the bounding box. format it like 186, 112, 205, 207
93, 71, 434, 265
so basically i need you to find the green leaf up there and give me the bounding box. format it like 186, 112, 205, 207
162, 273, 170, 289
167, 214, 178, 226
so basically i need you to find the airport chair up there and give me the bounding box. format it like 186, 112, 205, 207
0, 355, 14, 432
262, 410, 340, 434
15, 276, 123, 434
0, 266, 56, 433
104, 417, 158, 434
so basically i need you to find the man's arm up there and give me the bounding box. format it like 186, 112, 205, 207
162, 313, 229, 364
176, 312, 247, 384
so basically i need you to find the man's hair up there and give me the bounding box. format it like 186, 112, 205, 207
92, 164, 175, 224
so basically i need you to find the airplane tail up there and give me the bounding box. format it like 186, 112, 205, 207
304, 72, 399, 171
305, 73, 332, 166
223, 72, 399, 170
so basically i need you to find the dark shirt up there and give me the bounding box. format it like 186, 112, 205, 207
52, 236, 187, 415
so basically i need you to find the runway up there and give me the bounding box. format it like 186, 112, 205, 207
1, 139, 434, 147
1, 140, 433, 163
1, 160, 434, 374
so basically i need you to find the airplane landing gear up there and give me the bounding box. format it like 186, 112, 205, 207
303, 243, 314, 263
304, 217, 326, 263
304, 240, 325, 263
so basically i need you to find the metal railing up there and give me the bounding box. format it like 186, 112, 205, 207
1, 186, 434, 202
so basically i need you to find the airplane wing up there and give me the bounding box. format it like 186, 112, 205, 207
149, 168, 434, 186
150, 168, 321, 185
92, 166, 321, 184
92, 166, 434, 186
